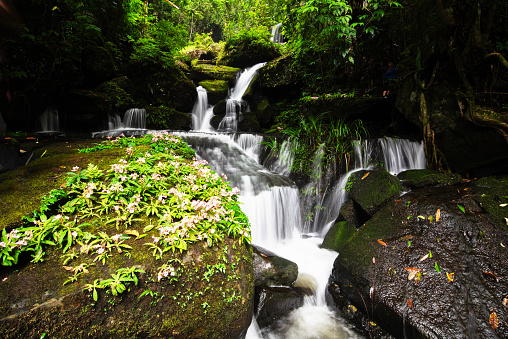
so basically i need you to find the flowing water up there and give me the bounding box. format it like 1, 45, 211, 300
36, 108, 60, 132
89, 63, 426, 338
218, 63, 266, 132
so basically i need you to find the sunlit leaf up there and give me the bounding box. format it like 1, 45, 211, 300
63, 266, 74, 271
417, 215, 426, 220
361, 172, 370, 180
125, 229, 140, 238
419, 253, 429, 262
436, 209, 441, 222
490, 309, 499, 329
405, 267, 420, 280
377, 239, 387, 246
499, 203, 507, 207
457, 204, 465, 213
446, 272, 455, 282
434, 262, 441, 273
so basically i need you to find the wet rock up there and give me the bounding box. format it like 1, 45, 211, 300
398, 169, 462, 188
254, 286, 305, 330
218, 40, 280, 69
346, 169, 404, 217
252, 245, 298, 287
336, 198, 368, 228
238, 114, 261, 133
321, 221, 357, 251
248, 96, 275, 130
329, 183, 508, 338
198, 80, 229, 105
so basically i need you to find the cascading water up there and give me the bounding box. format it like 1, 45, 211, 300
191, 86, 214, 132
37, 108, 60, 132
107, 113, 123, 130
270, 23, 284, 44
123, 108, 146, 129
218, 63, 266, 132
379, 137, 426, 174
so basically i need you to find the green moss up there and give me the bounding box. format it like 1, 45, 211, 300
397, 169, 462, 188
198, 80, 229, 93
192, 64, 241, 81
321, 221, 357, 251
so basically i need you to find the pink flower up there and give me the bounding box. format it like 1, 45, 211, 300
71, 166, 80, 172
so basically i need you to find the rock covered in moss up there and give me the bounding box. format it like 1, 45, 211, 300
329, 183, 508, 338
238, 114, 261, 133
199, 80, 229, 105
0, 133, 255, 338
346, 169, 403, 216
146, 106, 191, 130
0, 238, 254, 339
471, 176, 508, 231
398, 169, 462, 188
191, 63, 241, 83
321, 221, 357, 251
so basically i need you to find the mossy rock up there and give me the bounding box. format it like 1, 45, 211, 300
321, 221, 357, 251
0, 139, 123, 229
471, 176, 508, 231
146, 106, 191, 130
0, 140, 255, 338
199, 80, 229, 105
191, 64, 241, 83
347, 169, 403, 216
238, 114, 261, 133
218, 39, 280, 69
397, 169, 462, 188
259, 55, 300, 89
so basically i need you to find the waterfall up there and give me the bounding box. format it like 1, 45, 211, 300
191, 86, 214, 132
270, 23, 284, 44
123, 108, 146, 129
218, 63, 266, 132
379, 137, 426, 174
108, 113, 123, 130
37, 108, 60, 132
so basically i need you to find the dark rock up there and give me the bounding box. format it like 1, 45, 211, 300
254, 286, 304, 330
346, 169, 404, 217
146, 106, 191, 130
471, 176, 508, 231
219, 40, 280, 69
147, 72, 196, 113
210, 114, 224, 130
248, 96, 274, 129
395, 79, 508, 176
238, 114, 261, 133
321, 221, 357, 251
213, 100, 227, 116
336, 198, 366, 228
329, 183, 508, 338
60, 89, 110, 132
252, 245, 298, 287
397, 169, 462, 188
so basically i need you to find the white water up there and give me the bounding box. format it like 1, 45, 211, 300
270, 23, 284, 44
218, 63, 265, 132
379, 137, 426, 174
191, 86, 214, 132
123, 108, 146, 129
37, 108, 60, 132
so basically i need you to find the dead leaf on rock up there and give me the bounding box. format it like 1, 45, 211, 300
483, 271, 499, 282
377, 239, 387, 246
436, 209, 441, 222
405, 267, 421, 280
490, 309, 499, 329
361, 172, 370, 180
407, 298, 413, 309
446, 272, 455, 282
419, 253, 429, 262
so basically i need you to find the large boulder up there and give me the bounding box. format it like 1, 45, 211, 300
346, 169, 404, 217
218, 39, 280, 69
190, 63, 241, 83
329, 180, 508, 338
398, 169, 462, 189
146, 106, 191, 130
0, 135, 255, 338
199, 80, 229, 105
395, 79, 508, 176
